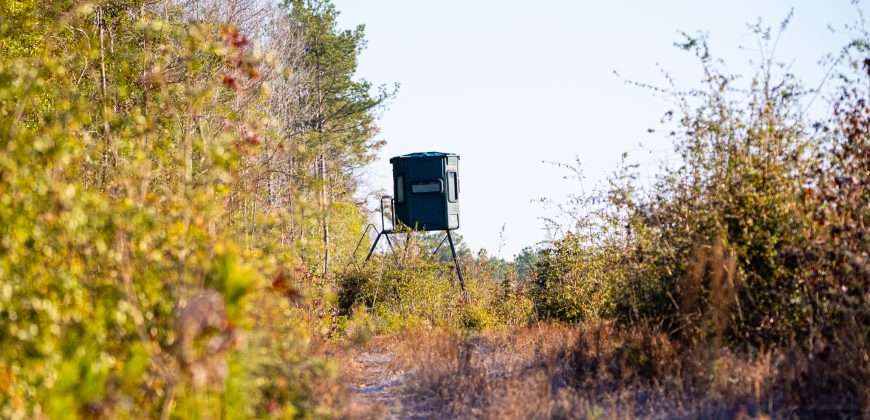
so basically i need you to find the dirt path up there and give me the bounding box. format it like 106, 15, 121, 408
354, 351, 404, 417
342, 345, 421, 419
340, 325, 801, 419
349, 339, 452, 419
347, 335, 502, 419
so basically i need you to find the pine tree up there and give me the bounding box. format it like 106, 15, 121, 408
286, 0, 393, 275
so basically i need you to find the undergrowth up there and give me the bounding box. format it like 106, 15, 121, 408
335, 238, 533, 338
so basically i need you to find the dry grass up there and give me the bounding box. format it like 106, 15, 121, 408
333, 238, 868, 418
343, 322, 868, 419
678, 239, 742, 347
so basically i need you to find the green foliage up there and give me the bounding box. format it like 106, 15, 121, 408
336, 244, 532, 334
532, 234, 620, 323
513, 246, 543, 283
284, 0, 395, 276
337, 261, 458, 330
0, 0, 374, 417
457, 301, 496, 332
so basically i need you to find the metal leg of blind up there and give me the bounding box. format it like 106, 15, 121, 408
427, 233, 449, 260
364, 232, 383, 263
383, 233, 400, 265
446, 230, 466, 296
364, 230, 400, 263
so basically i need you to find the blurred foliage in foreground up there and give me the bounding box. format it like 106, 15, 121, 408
0, 0, 385, 417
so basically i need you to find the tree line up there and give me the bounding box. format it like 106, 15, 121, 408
0, 0, 389, 416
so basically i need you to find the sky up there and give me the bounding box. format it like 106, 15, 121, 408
332, 0, 862, 259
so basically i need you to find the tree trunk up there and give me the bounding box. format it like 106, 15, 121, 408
320, 152, 330, 276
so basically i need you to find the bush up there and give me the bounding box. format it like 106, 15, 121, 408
532, 234, 619, 323
534, 24, 869, 354
335, 244, 532, 334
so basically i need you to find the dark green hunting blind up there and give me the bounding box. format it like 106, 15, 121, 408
390, 152, 460, 231
351, 151, 466, 295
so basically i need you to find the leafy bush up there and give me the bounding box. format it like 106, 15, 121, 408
336, 239, 532, 334
532, 234, 619, 323
534, 21, 869, 357
336, 260, 462, 331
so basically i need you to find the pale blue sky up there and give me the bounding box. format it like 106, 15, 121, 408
333, 0, 861, 258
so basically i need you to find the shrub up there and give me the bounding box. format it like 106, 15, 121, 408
335, 241, 533, 334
